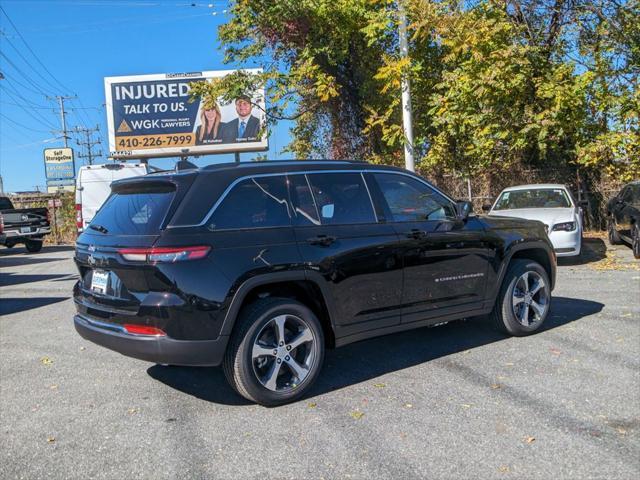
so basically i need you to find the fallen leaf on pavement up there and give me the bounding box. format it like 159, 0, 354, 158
373, 383, 386, 388
498, 466, 510, 473
549, 348, 561, 355
47, 437, 55, 443
461, 404, 473, 409
404, 403, 413, 409
40, 357, 53, 365
524, 436, 536, 444
307, 402, 317, 408
490, 384, 502, 390
350, 411, 364, 420
49, 385, 58, 390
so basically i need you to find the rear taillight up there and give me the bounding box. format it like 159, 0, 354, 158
75, 204, 83, 231
123, 324, 166, 336
118, 246, 211, 263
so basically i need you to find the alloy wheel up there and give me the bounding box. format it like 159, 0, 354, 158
511, 271, 550, 327
251, 314, 317, 392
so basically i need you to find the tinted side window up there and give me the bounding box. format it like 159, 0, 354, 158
289, 174, 320, 226
631, 185, 640, 205
306, 173, 376, 225
373, 173, 456, 221
208, 176, 291, 230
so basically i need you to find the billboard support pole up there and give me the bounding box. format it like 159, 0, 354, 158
234, 152, 240, 163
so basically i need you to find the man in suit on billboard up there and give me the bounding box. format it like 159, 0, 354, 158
219, 95, 261, 143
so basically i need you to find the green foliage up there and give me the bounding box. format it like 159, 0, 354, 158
200, 0, 638, 181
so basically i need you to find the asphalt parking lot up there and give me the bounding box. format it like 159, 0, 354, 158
1, 237, 639, 479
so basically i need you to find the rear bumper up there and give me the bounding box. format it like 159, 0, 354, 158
3, 226, 51, 238
74, 315, 228, 367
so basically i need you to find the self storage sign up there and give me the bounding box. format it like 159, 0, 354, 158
44, 147, 75, 180
105, 70, 267, 159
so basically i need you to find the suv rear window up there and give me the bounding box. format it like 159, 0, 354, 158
208, 176, 291, 230
89, 185, 175, 235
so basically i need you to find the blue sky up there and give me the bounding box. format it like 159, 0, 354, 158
0, 0, 291, 193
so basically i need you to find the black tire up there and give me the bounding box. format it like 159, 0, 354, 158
632, 224, 640, 259
608, 216, 622, 245
489, 259, 551, 336
223, 297, 325, 406
25, 240, 43, 253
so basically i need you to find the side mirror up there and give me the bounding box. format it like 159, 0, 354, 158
456, 201, 473, 221
481, 203, 492, 212
321, 204, 335, 219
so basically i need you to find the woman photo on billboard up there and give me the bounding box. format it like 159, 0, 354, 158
195, 100, 222, 145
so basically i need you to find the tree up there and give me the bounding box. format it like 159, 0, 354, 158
192, 0, 394, 159
194, 0, 638, 182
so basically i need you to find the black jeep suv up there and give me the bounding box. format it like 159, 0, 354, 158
73, 160, 556, 406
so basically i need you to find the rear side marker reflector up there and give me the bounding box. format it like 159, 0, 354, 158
123, 324, 166, 336
118, 246, 211, 263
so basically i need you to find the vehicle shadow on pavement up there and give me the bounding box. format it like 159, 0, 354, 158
309, 296, 604, 397
0, 297, 68, 316
0, 256, 69, 268
147, 365, 252, 406
0, 245, 75, 256
147, 296, 603, 406
0, 273, 72, 287
558, 237, 607, 266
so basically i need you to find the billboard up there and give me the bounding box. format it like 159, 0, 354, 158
44, 147, 75, 181
105, 69, 268, 159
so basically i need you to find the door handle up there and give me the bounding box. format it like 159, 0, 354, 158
405, 229, 427, 239
307, 235, 337, 246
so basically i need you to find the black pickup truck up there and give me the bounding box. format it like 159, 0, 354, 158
0, 196, 51, 252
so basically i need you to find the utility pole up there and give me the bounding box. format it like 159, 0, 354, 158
74, 125, 102, 165
398, 1, 415, 172
48, 95, 76, 147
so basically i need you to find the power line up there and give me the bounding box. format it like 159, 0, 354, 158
0, 32, 63, 94
74, 125, 102, 165
0, 51, 55, 96
48, 95, 76, 147
1, 87, 59, 129
0, 1, 229, 6
0, 97, 51, 110
0, 76, 51, 98
23, 11, 222, 37
0, 5, 70, 92
0, 112, 52, 133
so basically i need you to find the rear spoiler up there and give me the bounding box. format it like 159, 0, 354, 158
111, 170, 197, 193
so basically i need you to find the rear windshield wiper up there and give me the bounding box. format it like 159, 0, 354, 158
89, 224, 109, 234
